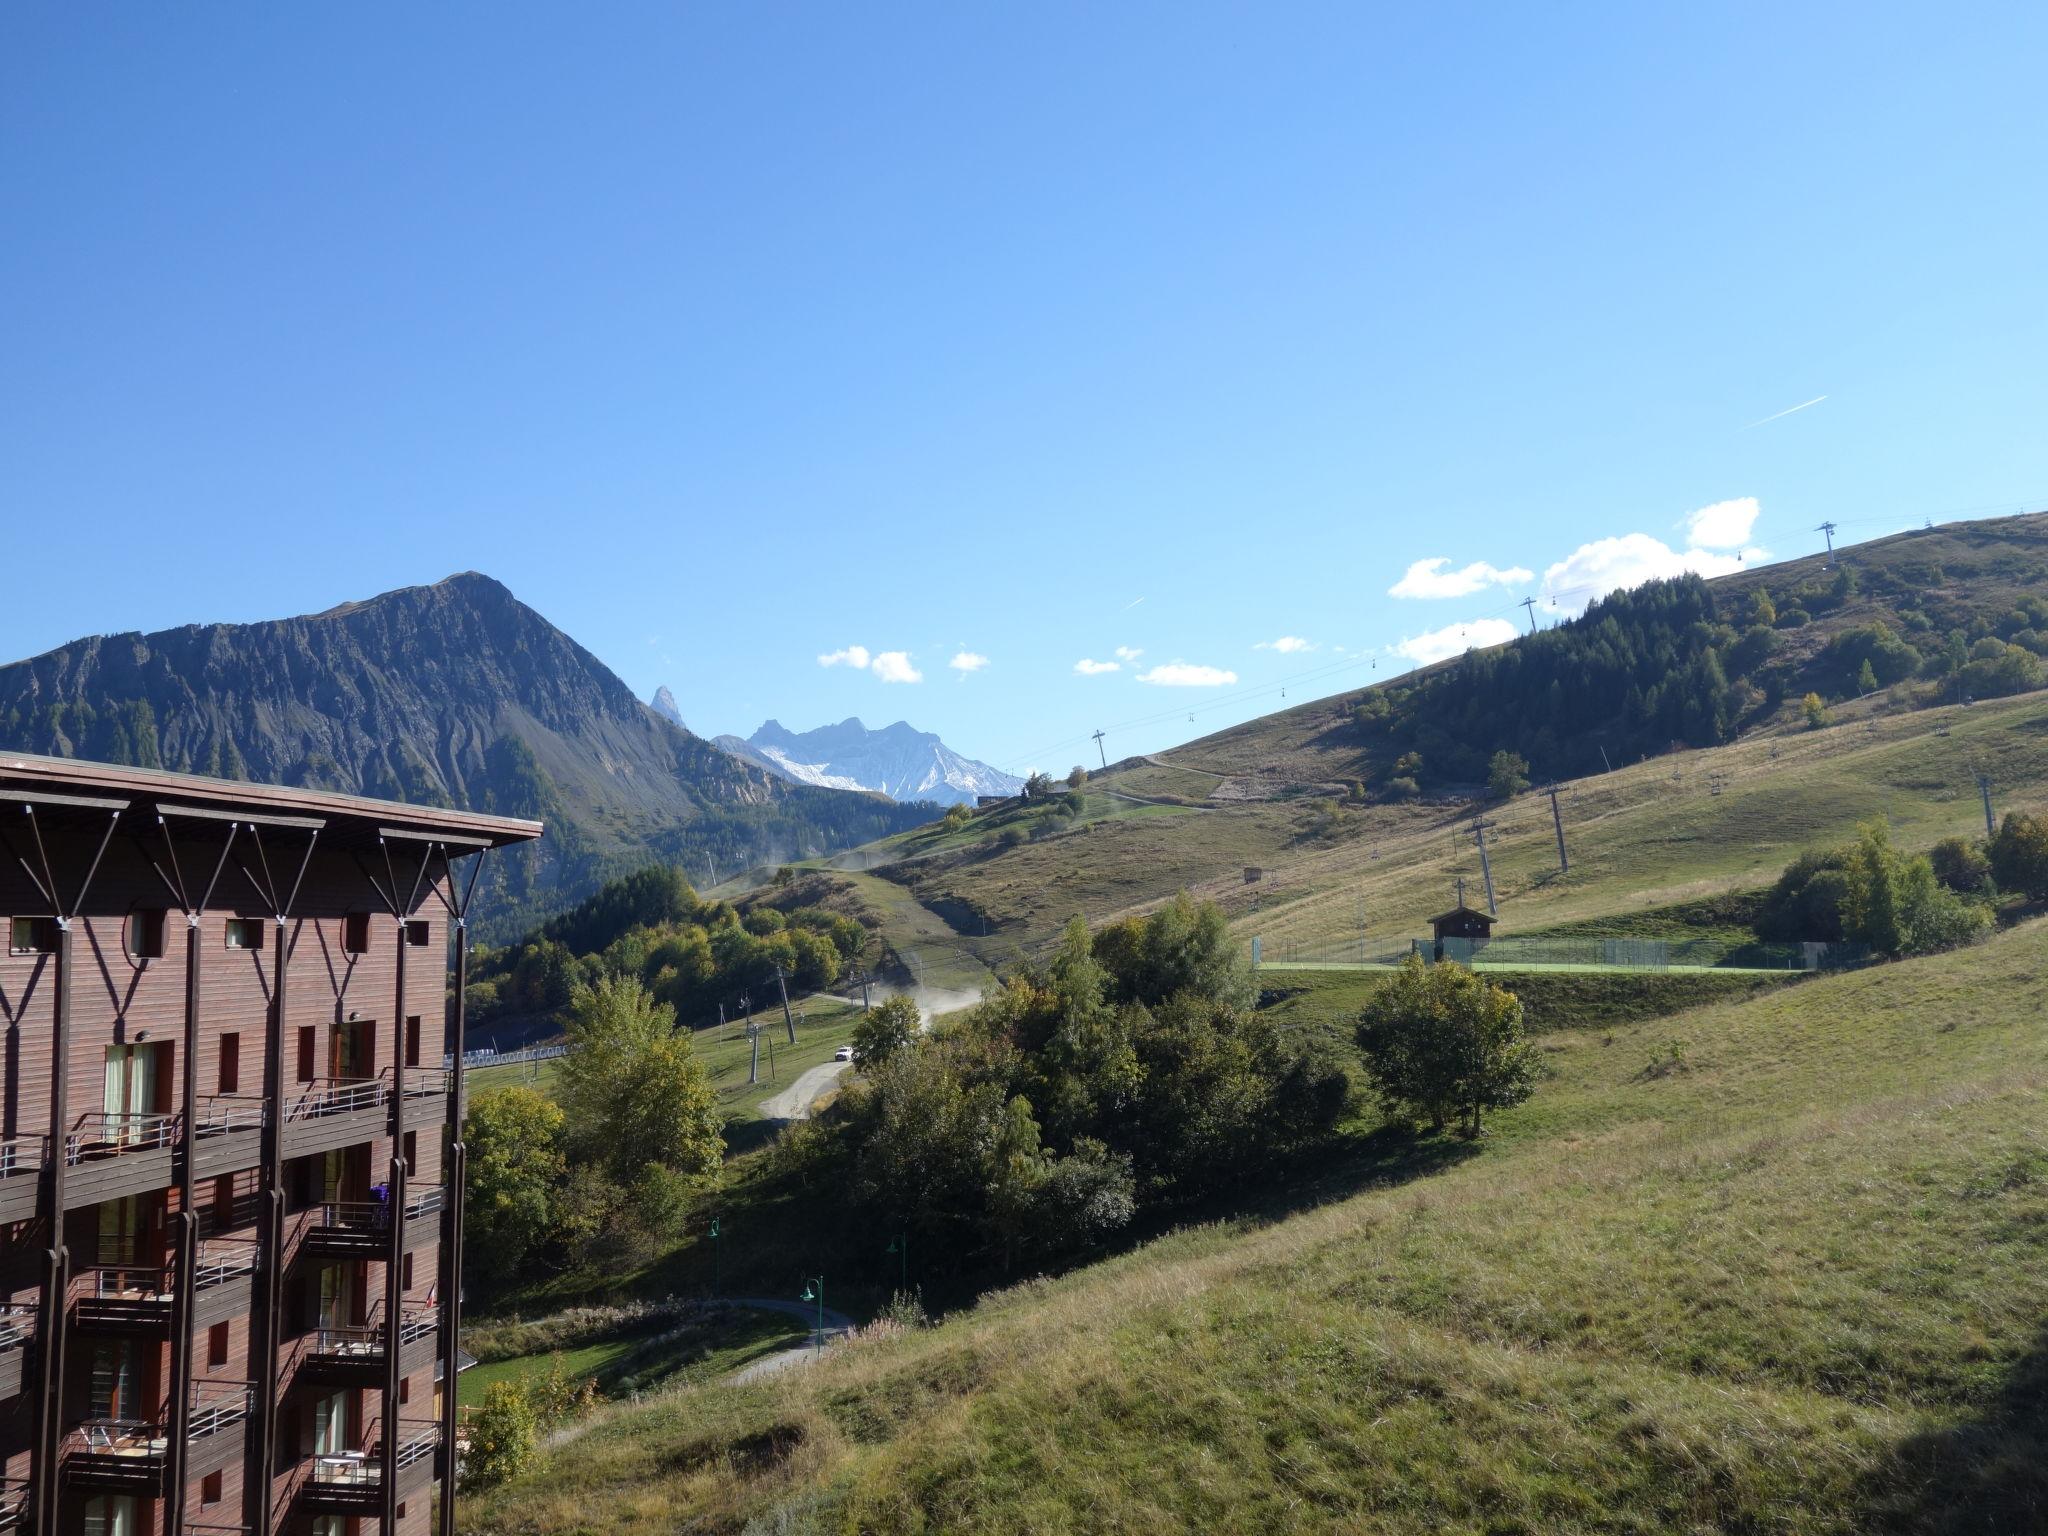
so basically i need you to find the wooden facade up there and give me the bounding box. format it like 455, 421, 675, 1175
0, 752, 541, 1536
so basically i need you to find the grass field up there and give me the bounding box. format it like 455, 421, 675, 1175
459, 914, 2048, 1534
459, 1307, 808, 1409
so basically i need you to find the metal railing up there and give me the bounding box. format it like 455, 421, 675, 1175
308, 1417, 441, 1488
194, 1236, 261, 1290
78, 1264, 174, 1303
0, 1136, 44, 1181
194, 1093, 266, 1135
305, 1324, 383, 1362
305, 1184, 444, 1237
65, 1111, 178, 1164
0, 1306, 32, 1353
284, 1072, 390, 1123
187, 1380, 255, 1440
402, 1067, 452, 1099
0, 1480, 27, 1529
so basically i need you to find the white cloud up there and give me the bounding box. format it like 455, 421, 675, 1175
1137, 661, 1238, 687
1542, 532, 1763, 611
1389, 558, 1534, 600
871, 651, 922, 684
1394, 618, 1519, 665
1255, 636, 1317, 653
1114, 646, 1143, 662
1681, 496, 1760, 550
949, 650, 989, 674
818, 645, 871, 669
1073, 658, 1121, 676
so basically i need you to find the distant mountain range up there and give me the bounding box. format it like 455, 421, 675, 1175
0, 574, 933, 933
699, 714, 1023, 806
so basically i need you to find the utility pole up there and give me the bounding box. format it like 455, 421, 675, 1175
1092, 729, 1108, 770
1978, 774, 1996, 840
1455, 875, 1466, 909
1599, 745, 1613, 774
1471, 818, 1498, 916
706, 852, 720, 887
1815, 520, 1838, 564
747, 1019, 760, 1085
1519, 596, 1538, 635
1546, 785, 1569, 874
774, 962, 797, 1044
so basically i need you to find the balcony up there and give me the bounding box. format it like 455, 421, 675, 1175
193, 1235, 261, 1328
296, 1419, 441, 1515
299, 1185, 446, 1260
281, 1074, 389, 1160
62, 1113, 177, 1209
63, 1381, 254, 1492
72, 1263, 173, 1333
294, 1304, 440, 1386
0, 1480, 25, 1531
0, 1303, 32, 1402
192, 1093, 265, 1179
0, 1136, 46, 1225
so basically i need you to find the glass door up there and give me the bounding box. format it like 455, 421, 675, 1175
82, 1496, 137, 1536
101, 1043, 163, 1146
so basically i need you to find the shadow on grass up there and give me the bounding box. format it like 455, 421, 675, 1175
1864, 1326, 2048, 1533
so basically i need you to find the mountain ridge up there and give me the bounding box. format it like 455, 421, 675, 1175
0, 574, 933, 932
705, 715, 1024, 806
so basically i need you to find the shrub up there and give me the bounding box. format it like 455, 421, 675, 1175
1929, 836, 1991, 894
1801, 692, 1829, 730
464, 1380, 542, 1489
1487, 750, 1531, 800
1989, 811, 2048, 900
852, 995, 920, 1068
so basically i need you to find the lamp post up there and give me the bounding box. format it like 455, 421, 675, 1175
799, 1275, 826, 1353
886, 1233, 907, 1295
709, 1216, 720, 1297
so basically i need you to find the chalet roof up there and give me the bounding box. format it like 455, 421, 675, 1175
1427, 904, 1496, 927
0, 750, 543, 852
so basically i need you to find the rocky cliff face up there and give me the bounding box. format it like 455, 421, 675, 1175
0, 574, 931, 931
712, 717, 1023, 806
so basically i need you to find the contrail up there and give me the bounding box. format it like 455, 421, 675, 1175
1122, 596, 1145, 611
1745, 394, 1827, 429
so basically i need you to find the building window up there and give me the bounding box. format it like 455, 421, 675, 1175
214, 1174, 235, 1225
124, 908, 167, 961
218, 1033, 241, 1095
405, 918, 430, 947
207, 1321, 229, 1370
343, 912, 372, 955
398, 1376, 411, 1405
296, 1026, 316, 1084
405, 1015, 421, 1068
8, 916, 57, 955
402, 1131, 417, 1178
225, 917, 265, 951
401, 1252, 414, 1291
201, 1470, 223, 1507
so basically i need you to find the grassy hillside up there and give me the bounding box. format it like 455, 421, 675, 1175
755, 516, 2048, 979
460, 916, 2048, 1535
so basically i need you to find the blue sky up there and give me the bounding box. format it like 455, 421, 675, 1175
5, 4, 2045, 776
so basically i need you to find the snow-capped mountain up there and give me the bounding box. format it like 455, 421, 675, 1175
709, 717, 1023, 806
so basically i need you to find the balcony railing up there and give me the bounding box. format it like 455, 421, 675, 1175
284, 1074, 389, 1123
194, 1236, 261, 1290
401, 1067, 452, 1100
64, 1381, 254, 1470
311, 1418, 442, 1488
0, 1304, 34, 1354
65, 1112, 178, 1164
0, 1136, 44, 1182
194, 1094, 266, 1136
300, 1303, 439, 1368
0, 1479, 26, 1529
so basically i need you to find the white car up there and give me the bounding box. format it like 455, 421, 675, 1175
834, 1046, 854, 1062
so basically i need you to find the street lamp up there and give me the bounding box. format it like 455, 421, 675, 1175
799, 1275, 826, 1352
885, 1233, 907, 1295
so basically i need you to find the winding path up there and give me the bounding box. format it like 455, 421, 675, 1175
727, 1296, 856, 1382
757, 1060, 851, 1121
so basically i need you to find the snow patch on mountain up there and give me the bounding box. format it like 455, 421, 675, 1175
706, 716, 1022, 806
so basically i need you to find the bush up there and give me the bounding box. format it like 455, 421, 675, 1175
464, 1380, 542, 1489
1384, 775, 1421, 801
1487, 750, 1531, 800
851, 995, 919, 1068
1776, 608, 1811, 629
1989, 811, 2048, 900
1801, 692, 1829, 730
1929, 836, 1991, 894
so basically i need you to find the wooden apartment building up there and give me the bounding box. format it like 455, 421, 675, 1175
0, 753, 542, 1536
